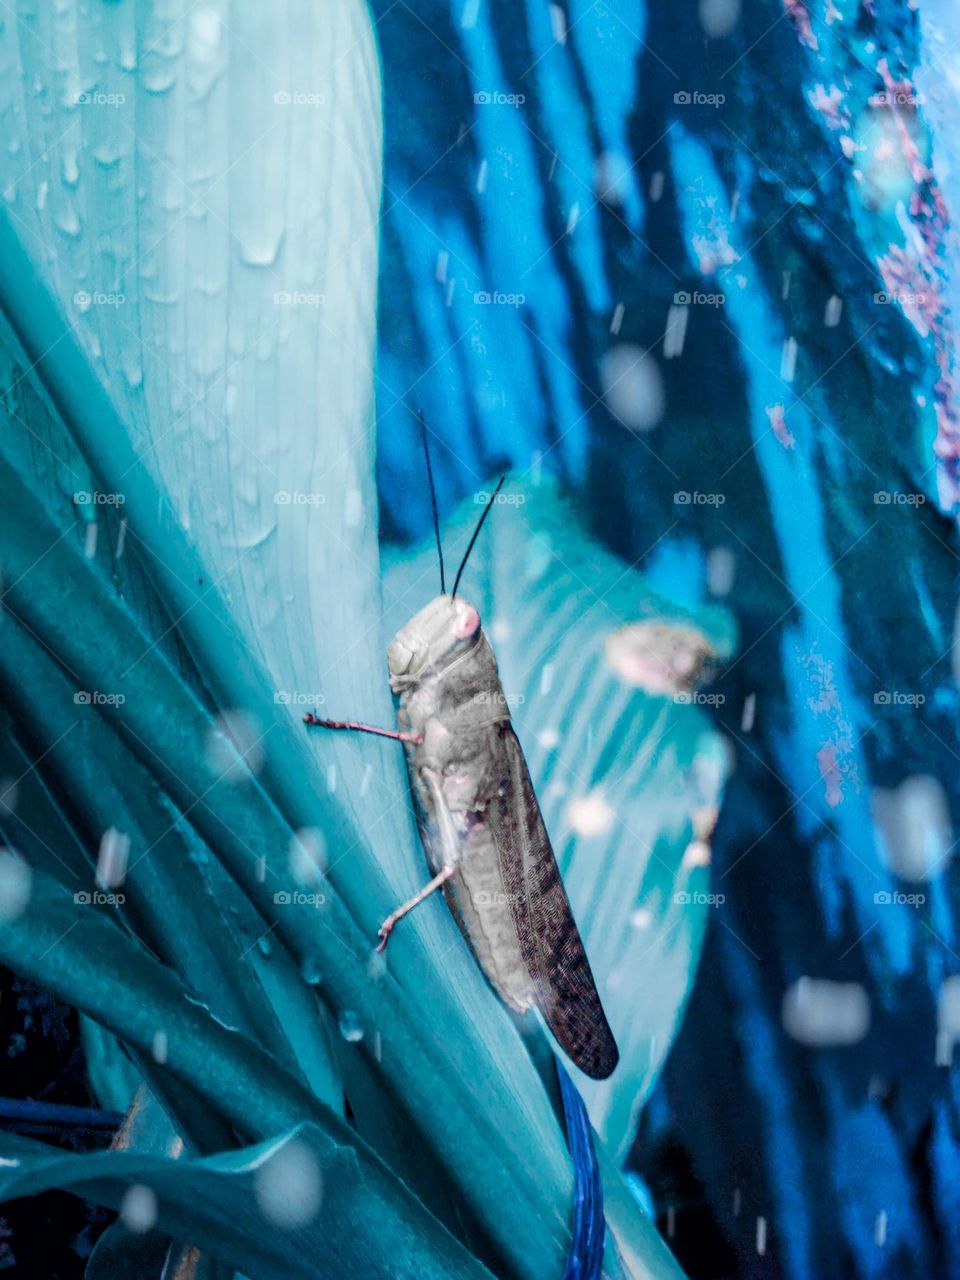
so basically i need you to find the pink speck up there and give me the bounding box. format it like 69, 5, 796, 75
766, 403, 796, 449
783, 0, 818, 50
799, 646, 859, 806
817, 742, 844, 808
808, 83, 848, 130
866, 57, 960, 513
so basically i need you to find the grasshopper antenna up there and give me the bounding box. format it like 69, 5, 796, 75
418, 409, 446, 595
452, 474, 506, 598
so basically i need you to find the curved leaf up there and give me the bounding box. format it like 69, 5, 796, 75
0, 1126, 496, 1280
384, 475, 733, 1159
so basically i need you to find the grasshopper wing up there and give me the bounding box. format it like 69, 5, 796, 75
488, 724, 619, 1080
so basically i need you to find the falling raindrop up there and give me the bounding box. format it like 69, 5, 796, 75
289, 827, 327, 886
663, 304, 689, 360
188, 7, 221, 61
782, 977, 870, 1046
824, 295, 843, 327
96, 827, 130, 889
601, 345, 665, 432
594, 151, 631, 205
152, 1030, 168, 1064
120, 1184, 158, 1234
741, 693, 756, 732
0, 779, 18, 816
937, 975, 960, 1040
344, 488, 363, 527
300, 956, 323, 986
780, 336, 798, 383
338, 1010, 365, 1043
205, 710, 264, 782
707, 546, 736, 596
549, 4, 567, 43
871, 776, 951, 882
490, 617, 511, 644
0, 850, 31, 920
699, 0, 740, 37
936, 1029, 953, 1067
54, 205, 82, 238
61, 150, 79, 187
254, 1138, 323, 1228
566, 791, 615, 838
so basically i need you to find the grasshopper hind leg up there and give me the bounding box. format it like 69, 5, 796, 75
376, 864, 455, 952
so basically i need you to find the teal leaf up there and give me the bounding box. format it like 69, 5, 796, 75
384, 475, 733, 1159
0, 4, 693, 1276
0, 1127, 497, 1280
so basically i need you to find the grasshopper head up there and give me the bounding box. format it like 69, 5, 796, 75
387, 594, 482, 690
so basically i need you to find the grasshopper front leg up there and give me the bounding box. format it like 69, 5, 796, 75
377, 864, 455, 952
303, 714, 422, 745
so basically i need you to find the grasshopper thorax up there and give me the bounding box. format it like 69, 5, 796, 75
388, 594, 482, 692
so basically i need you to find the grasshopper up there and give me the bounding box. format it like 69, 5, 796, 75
305, 447, 618, 1080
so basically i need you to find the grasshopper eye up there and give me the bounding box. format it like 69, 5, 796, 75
453, 604, 480, 640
